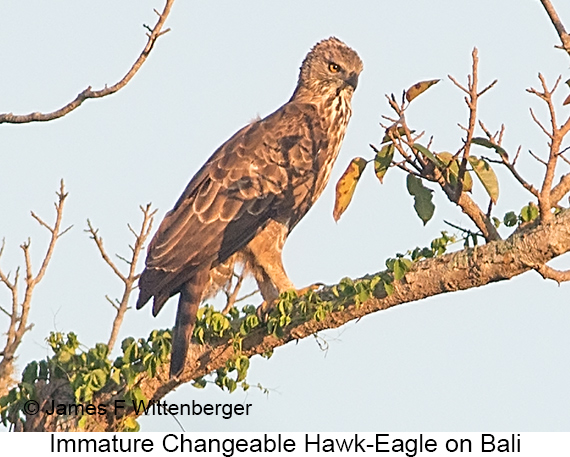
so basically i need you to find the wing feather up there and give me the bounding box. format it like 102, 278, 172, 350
137, 101, 327, 310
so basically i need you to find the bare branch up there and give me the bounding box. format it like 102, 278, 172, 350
85, 220, 126, 283
91, 204, 156, 351
447, 74, 468, 94
478, 79, 498, 97
528, 107, 553, 139
539, 0, 570, 57
0, 182, 69, 396
528, 149, 548, 166
0, 0, 175, 124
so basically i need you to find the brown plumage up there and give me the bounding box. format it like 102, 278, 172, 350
136, 37, 363, 378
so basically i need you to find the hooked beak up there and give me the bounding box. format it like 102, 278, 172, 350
345, 72, 359, 90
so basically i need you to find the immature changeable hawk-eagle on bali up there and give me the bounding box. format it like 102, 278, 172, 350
137, 37, 363, 378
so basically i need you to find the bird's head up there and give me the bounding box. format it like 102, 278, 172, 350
294, 37, 363, 100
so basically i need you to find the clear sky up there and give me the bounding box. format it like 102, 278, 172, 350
1, 0, 569, 431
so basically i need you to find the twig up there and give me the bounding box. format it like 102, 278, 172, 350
86, 204, 156, 351
0, 0, 175, 124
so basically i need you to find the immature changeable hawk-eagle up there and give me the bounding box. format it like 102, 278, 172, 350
137, 37, 363, 378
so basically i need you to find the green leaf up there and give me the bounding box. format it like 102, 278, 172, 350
406, 174, 435, 225
110, 367, 121, 385
38, 360, 49, 381
381, 126, 414, 143
405, 79, 440, 102
413, 144, 444, 167
122, 416, 140, 432
471, 137, 508, 160
333, 157, 368, 221
224, 377, 237, 393
503, 211, 518, 227
89, 368, 107, 390
437, 152, 473, 192
192, 377, 207, 389
374, 144, 394, 183
393, 258, 413, 281
383, 281, 395, 296
22, 362, 38, 384
130, 387, 148, 406
468, 156, 499, 204
520, 203, 539, 223
78, 415, 89, 430
235, 356, 250, 382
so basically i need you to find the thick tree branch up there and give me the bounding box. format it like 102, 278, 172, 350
23, 208, 570, 431
0, 0, 175, 124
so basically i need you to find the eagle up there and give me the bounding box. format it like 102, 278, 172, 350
136, 37, 363, 378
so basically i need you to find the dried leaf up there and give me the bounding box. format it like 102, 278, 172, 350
405, 79, 440, 102
468, 156, 499, 204
333, 157, 368, 221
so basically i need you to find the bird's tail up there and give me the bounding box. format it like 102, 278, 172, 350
170, 269, 209, 378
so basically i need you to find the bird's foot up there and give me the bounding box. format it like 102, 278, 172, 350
295, 282, 325, 297
256, 283, 325, 322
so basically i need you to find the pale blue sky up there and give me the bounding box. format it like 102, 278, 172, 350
1, 0, 569, 431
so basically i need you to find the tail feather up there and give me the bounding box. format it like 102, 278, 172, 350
169, 268, 210, 378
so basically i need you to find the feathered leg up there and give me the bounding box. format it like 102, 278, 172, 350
170, 268, 210, 378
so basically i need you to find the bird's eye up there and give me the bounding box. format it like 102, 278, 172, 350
328, 62, 341, 73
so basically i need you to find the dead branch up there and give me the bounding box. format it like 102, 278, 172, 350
86, 204, 156, 351
0, 181, 69, 396
539, 0, 570, 57
479, 122, 540, 199
527, 74, 570, 221
0, 0, 175, 124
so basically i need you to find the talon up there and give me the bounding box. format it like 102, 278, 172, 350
296, 283, 325, 296
256, 300, 274, 322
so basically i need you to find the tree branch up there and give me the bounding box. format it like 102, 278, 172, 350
0, 0, 175, 124
539, 0, 570, 57
0, 182, 69, 397
22, 207, 570, 431
86, 205, 156, 352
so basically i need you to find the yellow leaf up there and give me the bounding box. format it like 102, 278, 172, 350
405, 79, 440, 102
437, 152, 473, 192
468, 156, 499, 204
333, 157, 367, 221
